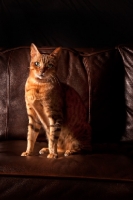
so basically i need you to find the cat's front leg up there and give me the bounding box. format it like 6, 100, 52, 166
21, 124, 41, 156
47, 118, 62, 158
21, 106, 42, 156
21, 132, 37, 156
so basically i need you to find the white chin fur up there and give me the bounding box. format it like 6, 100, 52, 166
35, 75, 44, 79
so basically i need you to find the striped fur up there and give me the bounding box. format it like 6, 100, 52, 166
21, 43, 91, 158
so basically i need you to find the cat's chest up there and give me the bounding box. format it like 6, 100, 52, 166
25, 82, 62, 104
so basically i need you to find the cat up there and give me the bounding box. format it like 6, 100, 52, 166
21, 43, 92, 158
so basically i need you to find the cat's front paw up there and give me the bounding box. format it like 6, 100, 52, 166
64, 150, 71, 157
64, 149, 80, 156
47, 153, 58, 159
21, 151, 32, 156
39, 148, 49, 155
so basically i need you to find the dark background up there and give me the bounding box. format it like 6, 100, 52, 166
0, 0, 133, 48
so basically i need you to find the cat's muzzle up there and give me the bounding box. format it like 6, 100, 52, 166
36, 73, 45, 79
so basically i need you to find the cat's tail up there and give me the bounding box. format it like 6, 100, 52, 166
77, 123, 92, 152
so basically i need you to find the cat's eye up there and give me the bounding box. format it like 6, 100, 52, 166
34, 61, 40, 67
47, 64, 53, 69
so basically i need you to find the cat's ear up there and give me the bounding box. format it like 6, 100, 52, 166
30, 43, 40, 58
50, 47, 62, 60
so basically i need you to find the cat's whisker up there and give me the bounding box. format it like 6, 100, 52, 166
51, 75, 60, 85
50, 76, 54, 83
53, 77, 57, 83
50, 75, 56, 83
55, 77, 60, 86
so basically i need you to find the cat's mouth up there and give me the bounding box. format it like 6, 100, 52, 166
34, 73, 59, 84
35, 74, 45, 80
35, 74, 51, 83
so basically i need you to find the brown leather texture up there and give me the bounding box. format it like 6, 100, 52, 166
1, 1, 133, 199
0, 47, 125, 143
1, 176, 133, 200
1, 140, 133, 199
0, 51, 8, 139
0, 140, 133, 181
118, 45, 133, 142
1, 46, 133, 199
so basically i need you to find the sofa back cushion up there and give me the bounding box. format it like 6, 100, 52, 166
0, 47, 125, 143
118, 45, 133, 142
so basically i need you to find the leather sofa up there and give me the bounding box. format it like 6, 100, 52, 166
0, 45, 133, 199
1, 0, 133, 199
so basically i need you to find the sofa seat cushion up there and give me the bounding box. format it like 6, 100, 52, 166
0, 140, 133, 182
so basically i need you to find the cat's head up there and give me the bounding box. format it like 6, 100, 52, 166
29, 43, 62, 82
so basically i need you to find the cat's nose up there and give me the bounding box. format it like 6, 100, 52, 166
39, 73, 45, 78
39, 70, 45, 77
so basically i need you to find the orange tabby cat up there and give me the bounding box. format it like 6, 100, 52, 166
21, 43, 91, 158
